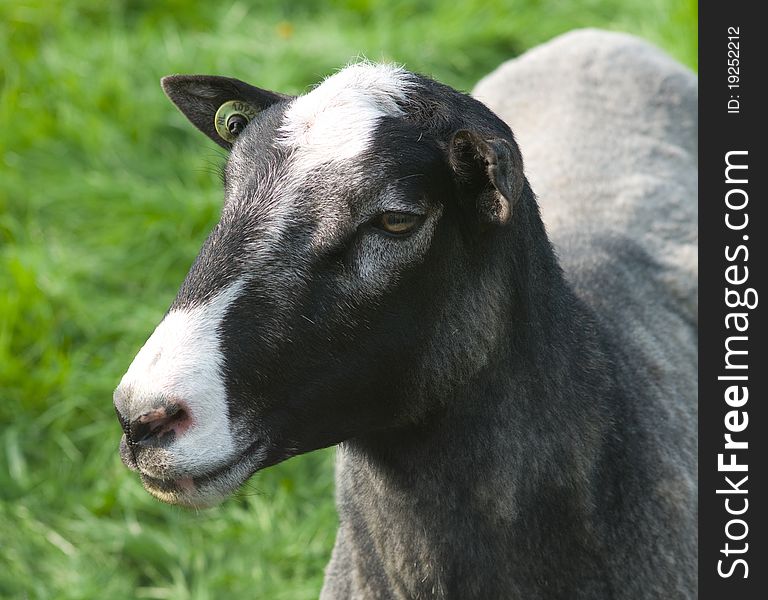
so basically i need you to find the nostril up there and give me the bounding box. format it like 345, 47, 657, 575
129, 403, 190, 447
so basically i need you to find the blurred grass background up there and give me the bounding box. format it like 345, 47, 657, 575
1, 1, 696, 598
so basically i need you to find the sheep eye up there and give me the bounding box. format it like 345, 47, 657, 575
375, 212, 422, 236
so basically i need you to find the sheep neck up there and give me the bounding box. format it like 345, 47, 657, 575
334, 192, 624, 597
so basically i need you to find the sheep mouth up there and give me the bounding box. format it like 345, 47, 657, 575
135, 438, 283, 508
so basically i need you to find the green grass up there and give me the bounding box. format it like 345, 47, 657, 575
1, 1, 695, 598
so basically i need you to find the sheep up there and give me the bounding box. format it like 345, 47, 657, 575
114, 29, 697, 599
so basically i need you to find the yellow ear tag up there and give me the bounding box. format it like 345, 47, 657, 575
214, 100, 260, 143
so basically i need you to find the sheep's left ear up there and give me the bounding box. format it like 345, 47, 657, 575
161, 75, 292, 149
448, 129, 524, 226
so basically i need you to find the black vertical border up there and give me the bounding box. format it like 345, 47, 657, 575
700, 3, 767, 598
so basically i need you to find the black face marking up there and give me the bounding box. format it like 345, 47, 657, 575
130, 65, 529, 501
170, 102, 293, 311
207, 87, 522, 465
217, 115, 456, 452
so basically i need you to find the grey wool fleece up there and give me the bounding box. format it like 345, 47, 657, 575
322, 30, 697, 600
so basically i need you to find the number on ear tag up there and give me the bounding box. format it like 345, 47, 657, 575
214, 100, 260, 142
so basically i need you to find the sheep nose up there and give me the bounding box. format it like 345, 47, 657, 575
132, 403, 190, 445
114, 394, 192, 448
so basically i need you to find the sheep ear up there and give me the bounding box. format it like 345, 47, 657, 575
448, 129, 524, 226
161, 75, 292, 149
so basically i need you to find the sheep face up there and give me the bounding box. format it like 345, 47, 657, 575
113, 64, 524, 507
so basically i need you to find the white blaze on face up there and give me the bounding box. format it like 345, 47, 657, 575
278, 62, 414, 169
117, 279, 246, 475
